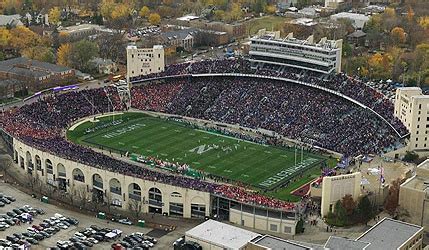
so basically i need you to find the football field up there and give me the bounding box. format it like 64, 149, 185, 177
68, 112, 326, 192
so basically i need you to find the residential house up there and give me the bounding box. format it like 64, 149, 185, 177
90, 58, 118, 75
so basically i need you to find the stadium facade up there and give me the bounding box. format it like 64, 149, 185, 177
249, 29, 343, 74
126, 45, 165, 82
10, 135, 299, 235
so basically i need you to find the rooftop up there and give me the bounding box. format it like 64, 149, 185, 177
356, 217, 423, 250
250, 235, 311, 250
0, 14, 23, 27
251, 29, 341, 50
324, 236, 370, 250
185, 220, 260, 249
331, 12, 370, 21
0, 57, 72, 78
177, 15, 199, 22
59, 23, 104, 33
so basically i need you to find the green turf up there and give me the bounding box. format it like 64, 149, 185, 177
68, 112, 327, 198
246, 16, 291, 36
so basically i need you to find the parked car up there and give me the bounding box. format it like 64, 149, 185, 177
118, 218, 133, 225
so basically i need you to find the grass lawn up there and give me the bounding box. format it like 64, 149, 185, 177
246, 16, 291, 36
68, 112, 327, 200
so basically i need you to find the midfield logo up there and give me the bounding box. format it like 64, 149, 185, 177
189, 144, 214, 154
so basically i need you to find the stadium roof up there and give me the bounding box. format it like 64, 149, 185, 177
356, 217, 423, 250
250, 235, 311, 250
185, 220, 260, 249
324, 236, 370, 250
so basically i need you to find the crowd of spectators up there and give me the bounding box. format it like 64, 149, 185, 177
130, 58, 407, 137
0, 87, 297, 211
132, 77, 402, 156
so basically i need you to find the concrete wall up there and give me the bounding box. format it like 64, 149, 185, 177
14, 138, 211, 218
321, 172, 362, 217
184, 236, 224, 250
229, 208, 297, 235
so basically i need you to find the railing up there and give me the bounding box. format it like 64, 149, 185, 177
110, 187, 121, 195
149, 199, 163, 207
129, 193, 141, 201
93, 180, 103, 189
47, 169, 53, 174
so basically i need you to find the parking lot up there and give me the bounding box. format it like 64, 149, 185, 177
0, 182, 194, 249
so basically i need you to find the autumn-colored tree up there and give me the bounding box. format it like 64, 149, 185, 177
22, 46, 54, 63
213, 10, 225, 21
100, 0, 116, 19
407, 6, 415, 23
111, 3, 131, 20
341, 194, 356, 217
384, 7, 396, 18
48, 7, 61, 25
57, 43, 73, 67
139, 6, 150, 18
9, 26, 40, 52
265, 5, 276, 14
384, 178, 402, 216
418, 16, 429, 29
391, 27, 406, 44
148, 13, 161, 25
229, 3, 243, 21
0, 28, 11, 48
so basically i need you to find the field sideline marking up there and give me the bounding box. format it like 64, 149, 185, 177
196, 129, 261, 146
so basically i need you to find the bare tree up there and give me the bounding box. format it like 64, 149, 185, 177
128, 198, 143, 220
74, 185, 88, 210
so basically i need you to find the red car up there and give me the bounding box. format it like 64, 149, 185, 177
32, 225, 43, 231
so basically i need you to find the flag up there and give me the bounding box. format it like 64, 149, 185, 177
380, 166, 385, 184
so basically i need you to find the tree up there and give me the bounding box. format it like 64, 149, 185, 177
128, 198, 143, 220
111, 3, 131, 20
213, 10, 225, 21
57, 43, 73, 67
48, 7, 61, 26
22, 46, 54, 63
139, 6, 150, 18
70, 40, 99, 72
9, 26, 40, 53
252, 0, 266, 13
341, 194, 356, 217
391, 27, 406, 44
148, 13, 161, 25
418, 16, 429, 29
265, 5, 276, 14
229, 3, 242, 21
0, 28, 11, 48
100, 0, 116, 19
403, 151, 419, 163
384, 178, 402, 216
357, 196, 373, 222
334, 200, 347, 226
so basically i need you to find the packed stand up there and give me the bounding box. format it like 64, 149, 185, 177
129, 59, 407, 136
132, 77, 401, 157
0, 87, 297, 211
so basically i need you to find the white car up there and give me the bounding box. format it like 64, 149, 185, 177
57, 223, 68, 229
85, 228, 96, 234
87, 237, 99, 244
74, 232, 87, 240
144, 241, 154, 247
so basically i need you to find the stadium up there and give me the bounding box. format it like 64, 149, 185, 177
0, 58, 408, 235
